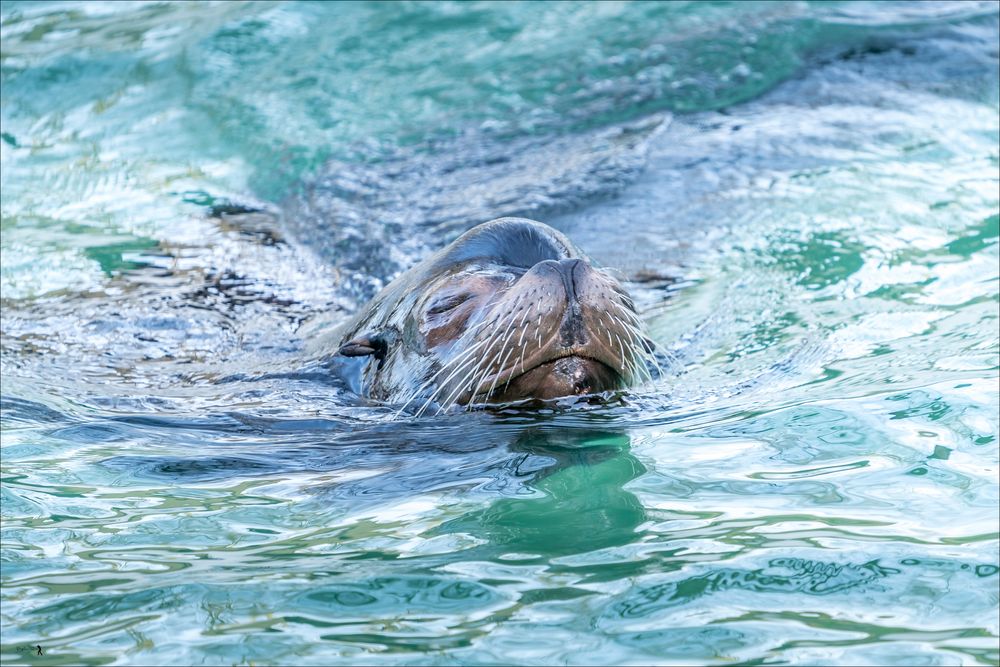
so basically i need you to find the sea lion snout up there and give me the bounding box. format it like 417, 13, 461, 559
335, 218, 654, 412
516, 256, 600, 346
446, 249, 636, 404
534, 257, 586, 302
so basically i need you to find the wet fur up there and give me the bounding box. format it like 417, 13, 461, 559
334, 218, 657, 412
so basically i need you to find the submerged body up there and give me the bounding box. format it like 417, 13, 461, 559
335, 218, 652, 412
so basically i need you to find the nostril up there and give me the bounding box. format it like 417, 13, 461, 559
529, 258, 589, 301
556, 259, 584, 301
558, 258, 583, 273
535, 259, 562, 274
562, 258, 585, 281
561, 259, 591, 296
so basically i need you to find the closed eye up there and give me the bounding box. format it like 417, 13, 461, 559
426, 293, 474, 316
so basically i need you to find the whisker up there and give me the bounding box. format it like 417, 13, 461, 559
516, 303, 535, 347
619, 328, 653, 384
415, 358, 479, 417
485, 345, 517, 403
464, 337, 513, 410
504, 341, 527, 394
608, 299, 643, 327
613, 316, 654, 381
623, 324, 657, 383
399, 338, 490, 418
433, 342, 506, 414
613, 332, 638, 380
434, 356, 488, 415
399, 292, 515, 418
437, 303, 523, 414
470, 315, 523, 398
625, 321, 669, 380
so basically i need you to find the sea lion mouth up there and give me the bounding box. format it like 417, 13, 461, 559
466, 353, 623, 404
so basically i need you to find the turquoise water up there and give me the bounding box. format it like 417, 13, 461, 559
2, 1, 998, 665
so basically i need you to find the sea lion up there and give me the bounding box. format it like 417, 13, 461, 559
334, 217, 655, 413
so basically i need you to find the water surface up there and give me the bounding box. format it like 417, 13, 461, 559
2, 1, 998, 665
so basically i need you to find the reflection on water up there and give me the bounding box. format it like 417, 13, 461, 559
2, 1, 999, 665
436, 430, 647, 560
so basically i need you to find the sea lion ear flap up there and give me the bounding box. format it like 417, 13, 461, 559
338, 333, 388, 363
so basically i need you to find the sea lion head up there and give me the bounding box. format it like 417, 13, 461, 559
336, 218, 653, 412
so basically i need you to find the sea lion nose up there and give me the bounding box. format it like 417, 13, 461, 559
537, 258, 586, 301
